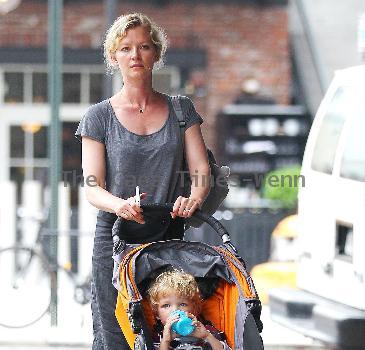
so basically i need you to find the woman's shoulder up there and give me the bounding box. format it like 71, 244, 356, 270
76, 100, 111, 141
84, 99, 110, 118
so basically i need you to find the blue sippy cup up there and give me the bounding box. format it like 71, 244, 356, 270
170, 310, 195, 336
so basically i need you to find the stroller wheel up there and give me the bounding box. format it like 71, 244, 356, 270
134, 334, 147, 350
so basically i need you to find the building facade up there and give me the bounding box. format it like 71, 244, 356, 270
0, 0, 291, 203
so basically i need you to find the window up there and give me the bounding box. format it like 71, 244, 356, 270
10, 126, 25, 158
32, 72, 48, 103
9, 124, 49, 204
311, 88, 347, 174
89, 73, 104, 104
33, 126, 48, 158
335, 222, 353, 261
1, 65, 105, 104
339, 93, 365, 181
2, 65, 181, 104
4, 72, 24, 102
63, 73, 81, 103
9, 122, 82, 205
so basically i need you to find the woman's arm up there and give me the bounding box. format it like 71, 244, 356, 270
185, 123, 210, 201
172, 123, 210, 218
81, 137, 145, 223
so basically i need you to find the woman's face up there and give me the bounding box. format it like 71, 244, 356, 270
113, 25, 158, 80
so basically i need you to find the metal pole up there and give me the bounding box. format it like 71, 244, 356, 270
103, 0, 117, 99
48, 0, 63, 327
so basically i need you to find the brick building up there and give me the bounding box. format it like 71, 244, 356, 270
0, 0, 290, 200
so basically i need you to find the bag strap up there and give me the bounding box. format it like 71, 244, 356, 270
171, 96, 187, 152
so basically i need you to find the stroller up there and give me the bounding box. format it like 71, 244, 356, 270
112, 204, 264, 350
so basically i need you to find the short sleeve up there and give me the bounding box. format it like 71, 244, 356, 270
180, 96, 203, 129
75, 103, 107, 143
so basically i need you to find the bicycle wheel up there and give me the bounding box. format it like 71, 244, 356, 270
0, 246, 54, 328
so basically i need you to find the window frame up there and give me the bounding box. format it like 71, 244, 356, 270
0, 64, 105, 105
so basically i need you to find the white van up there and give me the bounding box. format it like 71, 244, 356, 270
269, 66, 365, 349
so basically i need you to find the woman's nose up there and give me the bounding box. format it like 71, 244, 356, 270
131, 47, 140, 59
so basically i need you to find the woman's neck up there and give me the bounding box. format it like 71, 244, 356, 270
121, 77, 155, 105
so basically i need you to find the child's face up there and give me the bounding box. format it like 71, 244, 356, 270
156, 292, 195, 325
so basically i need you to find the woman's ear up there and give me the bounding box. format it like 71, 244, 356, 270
109, 52, 118, 67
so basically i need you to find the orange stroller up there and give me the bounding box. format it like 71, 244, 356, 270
112, 204, 263, 350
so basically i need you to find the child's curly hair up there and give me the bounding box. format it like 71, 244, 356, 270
147, 270, 203, 314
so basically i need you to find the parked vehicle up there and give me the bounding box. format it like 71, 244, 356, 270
269, 66, 365, 349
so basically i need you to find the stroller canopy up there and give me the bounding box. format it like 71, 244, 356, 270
134, 240, 233, 285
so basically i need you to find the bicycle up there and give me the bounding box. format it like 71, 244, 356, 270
0, 207, 92, 328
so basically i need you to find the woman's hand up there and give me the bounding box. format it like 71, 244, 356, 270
113, 192, 147, 224
171, 196, 202, 219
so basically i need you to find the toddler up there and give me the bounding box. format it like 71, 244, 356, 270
147, 270, 231, 350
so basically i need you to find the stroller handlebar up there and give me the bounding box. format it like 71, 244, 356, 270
111, 203, 232, 245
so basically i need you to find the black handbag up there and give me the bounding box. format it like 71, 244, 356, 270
171, 96, 230, 228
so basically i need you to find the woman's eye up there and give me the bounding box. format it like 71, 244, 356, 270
141, 44, 150, 50
120, 47, 129, 52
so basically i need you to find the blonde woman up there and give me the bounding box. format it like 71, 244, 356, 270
75, 13, 210, 349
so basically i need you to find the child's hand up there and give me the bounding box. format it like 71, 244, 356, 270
161, 313, 180, 343
188, 313, 224, 350
187, 313, 210, 340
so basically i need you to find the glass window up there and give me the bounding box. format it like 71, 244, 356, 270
4, 72, 24, 103
311, 88, 347, 174
89, 73, 104, 104
10, 126, 25, 158
33, 126, 48, 158
10, 166, 25, 204
63, 73, 81, 103
340, 89, 365, 181
32, 72, 48, 103
34, 167, 49, 187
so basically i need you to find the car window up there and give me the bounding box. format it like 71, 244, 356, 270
311, 87, 347, 174
340, 89, 365, 181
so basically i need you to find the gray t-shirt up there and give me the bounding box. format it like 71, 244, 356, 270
75, 94, 203, 242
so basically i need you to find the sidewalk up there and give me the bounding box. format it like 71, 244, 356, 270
0, 305, 92, 348
0, 305, 324, 349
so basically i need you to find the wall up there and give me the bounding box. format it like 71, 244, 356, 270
0, 0, 290, 150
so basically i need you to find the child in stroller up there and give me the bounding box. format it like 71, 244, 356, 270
147, 270, 232, 350
112, 203, 264, 350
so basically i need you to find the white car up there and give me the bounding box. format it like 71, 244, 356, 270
269, 66, 365, 349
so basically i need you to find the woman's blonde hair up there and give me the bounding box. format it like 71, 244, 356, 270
147, 270, 203, 314
103, 13, 168, 74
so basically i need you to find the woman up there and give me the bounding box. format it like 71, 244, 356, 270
76, 13, 210, 350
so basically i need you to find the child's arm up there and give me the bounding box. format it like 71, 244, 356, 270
202, 332, 225, 350
188, 314, 224, 350
158, 314, 180, 350
158, 339, 171, 350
